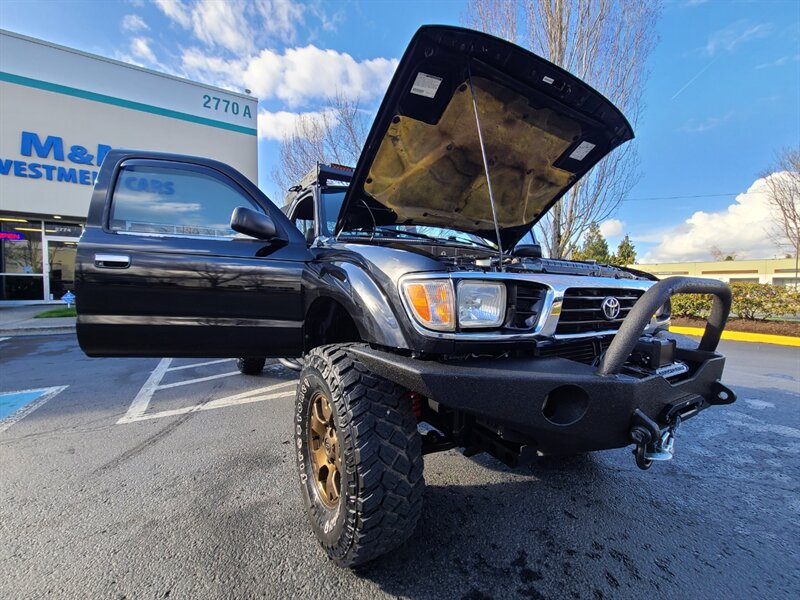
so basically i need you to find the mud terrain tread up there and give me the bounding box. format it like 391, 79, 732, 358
307, 344, 424, 567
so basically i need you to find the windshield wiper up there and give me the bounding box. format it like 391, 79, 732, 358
344, 226, 501, 252
372, 227, 442, 242
343, 227, 443, 243
452, 236, 498, 252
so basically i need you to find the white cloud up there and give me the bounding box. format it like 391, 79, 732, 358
680, 111, 734, 134
130, 37, 158, 64
599, 219, 624, 239
121, 14, 149, 32
756, 54, 800, 70
245, 46, 397, 106
704, 21, 771, 56
180, 47, 247, 88
181, 45, 397, 106
154, 0, 305, 51
642, 175, 784, 263
253, 0, 307, 42
153, 0, 191, 28
257, 108, 336, 141
190, 0, 254, 55
308, 3, 342, 33
151, 1, 395, 106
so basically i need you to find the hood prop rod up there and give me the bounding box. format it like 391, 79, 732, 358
468, 68, 505, 271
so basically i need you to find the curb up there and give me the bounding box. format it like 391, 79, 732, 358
0, 327, 76, 337
670, 326, 800, 347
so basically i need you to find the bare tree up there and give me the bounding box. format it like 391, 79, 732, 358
464, 0, 661, 257
709, 245, 738, 261
271, 92, 370, 199
763, 147, 800, 283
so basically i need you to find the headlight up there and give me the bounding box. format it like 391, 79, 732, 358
401, 279, 455, 331
457, 281, 506, 328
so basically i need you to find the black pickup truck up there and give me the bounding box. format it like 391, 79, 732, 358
75, 25, 735, 567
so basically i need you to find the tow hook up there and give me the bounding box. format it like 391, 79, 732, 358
629, 409, 679, 470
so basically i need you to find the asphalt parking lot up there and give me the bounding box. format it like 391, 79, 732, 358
0, 334, 798, 599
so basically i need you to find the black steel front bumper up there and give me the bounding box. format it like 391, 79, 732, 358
350, 277, 737, 455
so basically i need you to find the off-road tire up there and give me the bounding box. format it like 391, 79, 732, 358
236, 357, 266, 375
295, 344, 424, 567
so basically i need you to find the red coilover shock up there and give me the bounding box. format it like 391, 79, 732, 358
409, 392, 424, 419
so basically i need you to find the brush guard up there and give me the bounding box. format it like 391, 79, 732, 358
613, 277, 736, 470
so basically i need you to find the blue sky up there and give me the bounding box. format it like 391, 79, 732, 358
1, 0, 798, 262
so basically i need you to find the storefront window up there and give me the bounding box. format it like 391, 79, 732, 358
1, 217, 45, 300
1, 219, 43, 274
48, 240, 78, 298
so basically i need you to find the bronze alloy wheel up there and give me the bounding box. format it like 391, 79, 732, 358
307, 390, 342, 508
295, 345, 425, 567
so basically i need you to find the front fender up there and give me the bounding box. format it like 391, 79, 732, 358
304, 261, 410, 350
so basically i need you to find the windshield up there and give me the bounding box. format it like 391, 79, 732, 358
516, 229, 537, 246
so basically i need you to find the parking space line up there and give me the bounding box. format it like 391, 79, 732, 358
166, 359, 234, 372
155, 370, 240, 390
203, 381, 296, 407
0, 386, 68, 433
117, 358, 172, 424
123, 381, 297, 422
118, 358, 298, 424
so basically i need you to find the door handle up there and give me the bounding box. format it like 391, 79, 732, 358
95, 254, 130, 269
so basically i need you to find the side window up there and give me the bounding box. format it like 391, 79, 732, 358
320, 188, 346, 236
110, 164, 262, 239
290, 195, 315, 242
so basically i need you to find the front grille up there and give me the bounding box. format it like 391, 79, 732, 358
507, 282, 547, 329
555, 287, 645, 335
537, 337, 613, 365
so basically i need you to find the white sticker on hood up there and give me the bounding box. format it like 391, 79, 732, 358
410, 72, 443, 98
569, 141, 596, 161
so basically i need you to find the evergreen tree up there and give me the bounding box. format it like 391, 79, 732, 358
614, 235, 637, 266
574, 222, 611, 263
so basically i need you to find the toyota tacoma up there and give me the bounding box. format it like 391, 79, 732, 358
75, 25, 736, 567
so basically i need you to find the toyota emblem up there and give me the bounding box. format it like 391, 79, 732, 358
601, 296, 621, 320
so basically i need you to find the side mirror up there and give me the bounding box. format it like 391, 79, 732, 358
514, 244, 542, 258
230, 207, 278, 240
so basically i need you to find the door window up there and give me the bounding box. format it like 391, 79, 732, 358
109, 164, 262, 239
290, 195, 315, 242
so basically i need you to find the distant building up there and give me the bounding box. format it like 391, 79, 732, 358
636, 257, 799, 288
0, 30, 258, 303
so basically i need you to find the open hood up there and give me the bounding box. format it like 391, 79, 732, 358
335, 25, 634, 249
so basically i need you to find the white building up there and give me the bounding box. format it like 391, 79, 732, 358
0, 30, 258, 302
